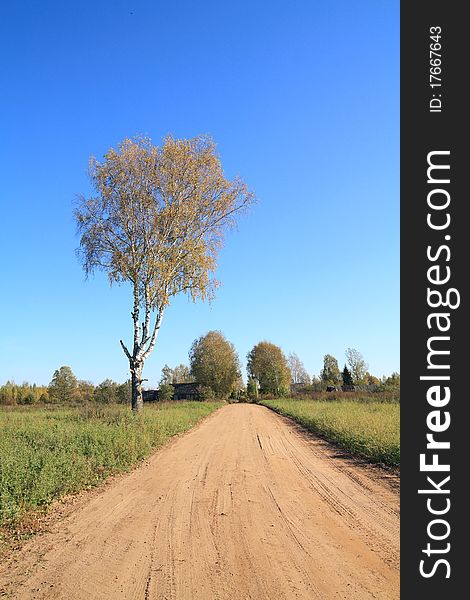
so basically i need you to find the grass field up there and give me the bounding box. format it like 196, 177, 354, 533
0, 402, 222, 527
261, 398, 399, 467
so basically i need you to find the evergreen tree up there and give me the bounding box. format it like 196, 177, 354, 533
342, 365, 354, 387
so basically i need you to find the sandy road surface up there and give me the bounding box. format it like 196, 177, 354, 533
0, 404, 399, 599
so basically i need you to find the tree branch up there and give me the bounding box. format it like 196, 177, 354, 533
141, 309, 164, 361
120, 339, 132, 361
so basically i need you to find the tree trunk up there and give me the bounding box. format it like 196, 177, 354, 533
120, 288, 164, 413
131, 363, 144, 413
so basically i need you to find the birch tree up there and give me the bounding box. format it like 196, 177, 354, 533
287, 352, 311, 385
160, 364, 192, 385
75, 135, 254, 412
345, 348, 368, 385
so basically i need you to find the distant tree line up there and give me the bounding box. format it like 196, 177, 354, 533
0, 381, 49, 405
0, 366, 131, 406
154, 335, 399, 402
315, 348, 399, 391
1, 340, 399, 406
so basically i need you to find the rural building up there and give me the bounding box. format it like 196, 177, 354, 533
172, 383, 200, 400
290, 383, 305, 394
143, 383, 201, 402
142, 389, 159, 402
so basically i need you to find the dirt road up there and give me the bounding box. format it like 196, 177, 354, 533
0, 404, 399, 599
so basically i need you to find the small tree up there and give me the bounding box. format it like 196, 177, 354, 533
39, 391, 50, 403
19, 391, 35, 405
116, 380, 132, 404
320, 355, 342, 387
288, 352, 311, 385
77, 380, 95, 402
246, 377, 259, 401
75, 135, 254, 412
345, 348, 368, 385
159, 364, 174, 386
247, 342, 291, 396
173, 364, 192, 383
383, 372, 400, 389
94, 379, 119, 403
197, 385, 215, 401
159, 383, 174, 401
189, 331, 241, 398
366, 372, 380, 386
0, 381, 17, 405
310, 375, 325, 392
342, 365, 354, 387
159, 363, 192, 385
48, 366, 78, 403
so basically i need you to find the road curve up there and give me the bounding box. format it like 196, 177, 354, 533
0, 404, 399, 599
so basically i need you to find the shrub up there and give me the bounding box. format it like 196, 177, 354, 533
197, 386, 215, 401
18, 392, 35, 405
159, 383, 174, 401
246, 378, 259, 401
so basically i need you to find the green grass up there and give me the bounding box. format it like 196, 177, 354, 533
0, 402, 222, 526
261, 398, 399, 467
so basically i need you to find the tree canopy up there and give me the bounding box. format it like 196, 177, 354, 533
93, 379, 131, 403
320, 354, 342, 386
247, 341, 291, 396
160, 364, 192, 385
341, 365, 354, 387
189, 331, 241, 398
382, 372, 400, 389
345, 348, 368, 385
287, 352, 311, 385
158, 383, 175, 401
48, 366, 78, 403
75, 135, 254, 411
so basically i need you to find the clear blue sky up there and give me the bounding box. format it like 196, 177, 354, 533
0, 0, 399, 387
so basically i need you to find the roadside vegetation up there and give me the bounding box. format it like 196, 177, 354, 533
0, 342, 399, 540
0, 401, 222, 528
261, 398, 399, 467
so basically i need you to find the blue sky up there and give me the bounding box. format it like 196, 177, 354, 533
0, 0, 399, 387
